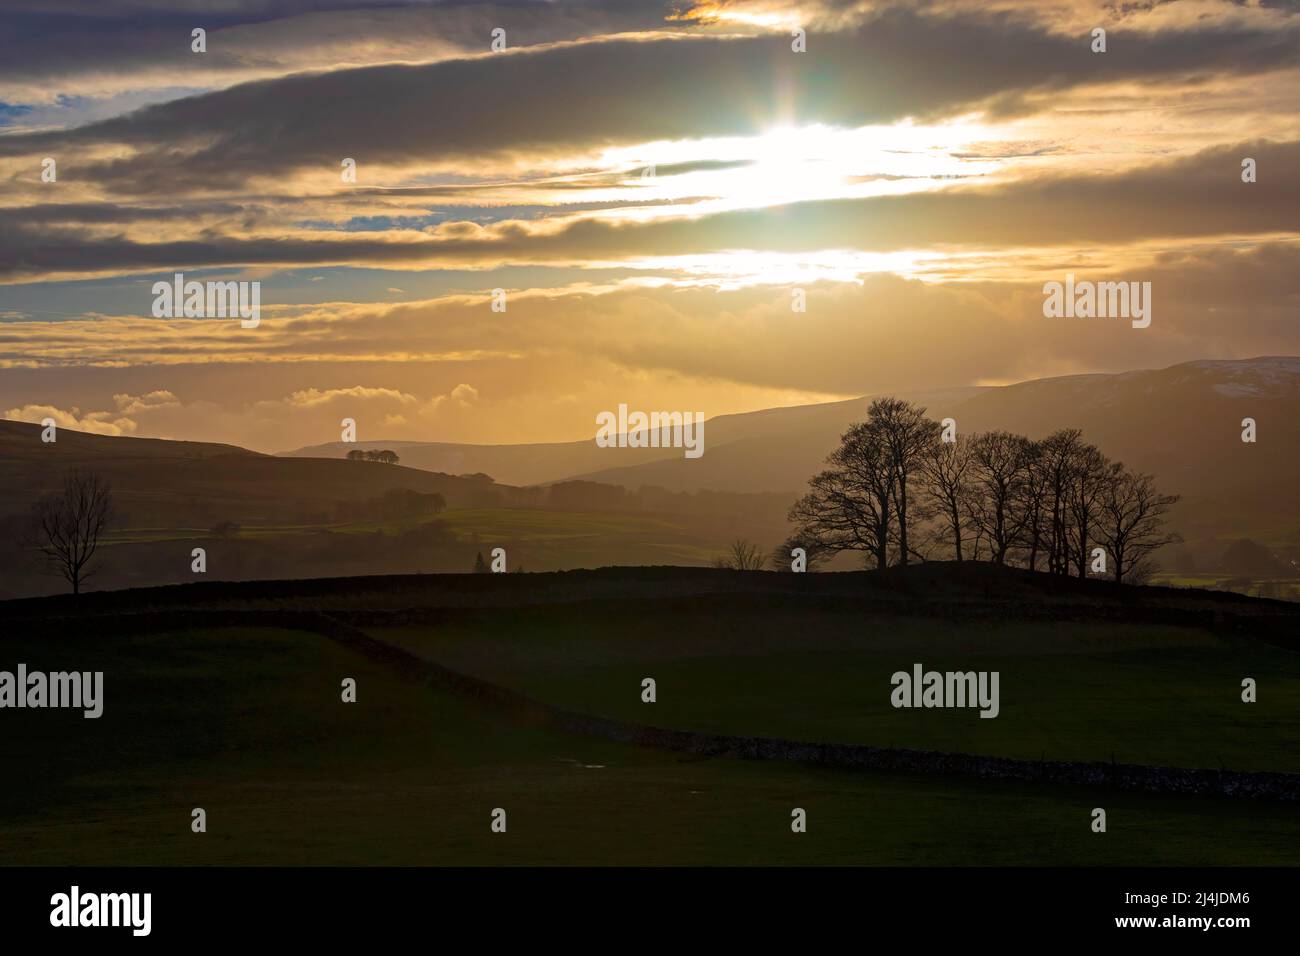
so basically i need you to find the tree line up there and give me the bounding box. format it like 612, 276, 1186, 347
783, 398, 1180, 584
346, 448, 400, 464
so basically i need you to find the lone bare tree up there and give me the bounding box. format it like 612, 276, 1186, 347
713, 538, 765, 570
32, 469, 114, 594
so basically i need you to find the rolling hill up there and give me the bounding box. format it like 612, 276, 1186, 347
3, 357, 1295, 597
0, 418, 506, 527
279, 357, 1300, 557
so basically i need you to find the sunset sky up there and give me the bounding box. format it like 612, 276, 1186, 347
0, 0, 1296, 452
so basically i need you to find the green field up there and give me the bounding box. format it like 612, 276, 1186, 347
94, 507, 740, 572
2, 617, 1298, 866
368, 597, 1300, 773
429, 507, 735, 566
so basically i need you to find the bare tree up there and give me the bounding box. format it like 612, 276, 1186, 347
1036, 429, 1084, 575
31, 469, 114, 594
789, 421, 894, 570
769, 535, 833, 571
919, 436, 973, 561
1065, 443, 1112, 579
1018, 441, 1049, 571
1097, 467, 1181, 584
966, 431, 1035, 564
869, 398, 940, 565
714, 538, 765, 570
790, 405, 1183, 586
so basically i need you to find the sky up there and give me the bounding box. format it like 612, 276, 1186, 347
0, 0, 1296, 453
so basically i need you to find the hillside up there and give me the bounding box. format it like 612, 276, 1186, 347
4, 358, 1295, 598
276, 358, 1300, 568
2, 565, 1297, 865
0, 418, 505, 526
0, 420, 790, 598
278, 386, 985, 487
277, 361, 1298, 541
566, 359, 1299, 506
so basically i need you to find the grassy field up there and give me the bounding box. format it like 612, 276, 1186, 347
2, 618, 1298, 866
437, 507, 727, 567
97, 507, 738, 568
368, 596, 1300, 773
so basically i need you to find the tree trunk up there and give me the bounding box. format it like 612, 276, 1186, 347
896, 475, 909, 566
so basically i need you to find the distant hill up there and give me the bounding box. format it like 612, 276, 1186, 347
566, 358, 1299, 504
0, 419, 506, 527
0, 420, 791, 598
4, 357, 1295, 598
277, 357, 1300, 553
278, 386, 985, 487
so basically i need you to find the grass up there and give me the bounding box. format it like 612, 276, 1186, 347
100, 507, 731, 566
2, 621, 1298, 865
437, 507, 726, 566
367, 597, 1300, 773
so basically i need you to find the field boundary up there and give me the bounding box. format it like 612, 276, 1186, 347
14, 607, 1300, 802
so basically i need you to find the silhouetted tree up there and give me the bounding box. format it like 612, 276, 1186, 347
472, 551, 489, 573
869, 398, 940, 565
791, 399, 1180, 582
1097, 467, 1181, 584
966, 431, 1034, 564
1065, 443, 1111, 579
31, 469, 114, 594
769, 535, 833, 571
713, 538, 765, 570
920, 436, 973, 561
1036, 429, 1085, 575
789, 421, 894, 570
1018, 441, 1049, 571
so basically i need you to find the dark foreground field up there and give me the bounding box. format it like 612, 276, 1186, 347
1, 564, 1297, 865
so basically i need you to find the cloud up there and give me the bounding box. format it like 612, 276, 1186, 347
1, 139, 1294, 281
2, 402, 137, 435
112, 388, 178, 414
0, 1, 675, 106
3, 240, 1295, 393
0, 381, 491, 451
283, 384, 416, 408
2, 7, 1294, 194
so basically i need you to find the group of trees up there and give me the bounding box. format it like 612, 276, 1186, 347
345, 448, 400, 464
785, 398, 1180, 584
